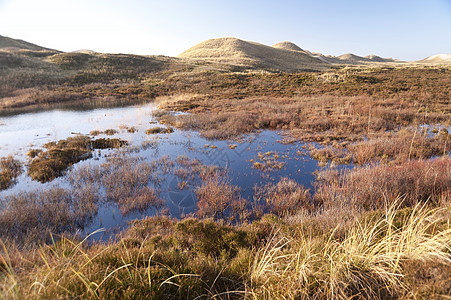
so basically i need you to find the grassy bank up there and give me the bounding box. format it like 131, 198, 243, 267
1, 155, 450, 299
1, 199, 450, 299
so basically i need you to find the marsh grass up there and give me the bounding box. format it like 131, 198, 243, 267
28, 136, 127, 183
249, 199, 451, 299
195, 172, 240, 220
0, 156, 22, 190
251, 151, 285, 171
157, 85, 450, 143
0, 187, 99, 244
89, 129, 118, 136
144, 126, 174, 135
315, 157, 451, 211
1, 200, 449, 299
253, 178, 313, 216
349, 130, 450, 165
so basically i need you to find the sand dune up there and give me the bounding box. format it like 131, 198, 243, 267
178, 37, 328, 71
338, 53, 371, 63
0, 34, 55, 51
272, 41, 305, 52
308, 52, 400, 64
418, 53, 451, 64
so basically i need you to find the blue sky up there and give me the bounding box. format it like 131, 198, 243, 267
0, 0, 450, 60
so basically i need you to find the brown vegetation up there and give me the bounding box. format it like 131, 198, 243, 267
144, 126, 174, 134
315, 157, 451, 211
0, 186, 98, 244
28, 136, 127, 183
254, 177, 313, 216
156, 74, 450, 142
1, 51, 451, 298
1, 199, 450, 299
0, 156, 22, 190
195, 172, 240, 220
251, 151, 285, 171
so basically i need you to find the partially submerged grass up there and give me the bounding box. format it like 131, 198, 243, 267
311, 128, 450, 165
349, 129, 450, 165
0, 156, 22, 190
253, 177, 313, 216
0, 186, 98, 244
156, 85, 450, 143
195, 171, 240, 220
89, 129, 118, 136
144, 126, 174, 135
28, 136, 127, 183
315, 157, 451, 211
251, 151, 285, 171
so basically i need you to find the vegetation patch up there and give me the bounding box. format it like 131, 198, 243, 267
315, 157, 451, 211
250, 151, 285, 171
0, 156, 22, 190
28, 136, 127, 183
0, 186, 98, 244
89, 128, 118, 136
144, 126, 174, 134
253, 177, 313, 216
0, 200, 450, 299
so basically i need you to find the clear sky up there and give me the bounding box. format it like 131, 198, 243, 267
0, 0, 450, 61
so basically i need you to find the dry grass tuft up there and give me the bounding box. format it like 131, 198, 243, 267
315, 157, 451, 211
196, 172, 240, 220
253, 178, 313, 216
144, 126, 174, 135
0, 156, 22, 190
249, 199, 451, 299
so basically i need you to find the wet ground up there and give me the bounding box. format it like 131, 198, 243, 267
0, 102, 338, 240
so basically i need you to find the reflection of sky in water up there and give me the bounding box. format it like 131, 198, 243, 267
0, 102, 156, 157
0, 102, 336, 241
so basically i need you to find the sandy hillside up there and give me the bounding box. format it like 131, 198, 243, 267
272, 41, 305, 52
309, 52, 400, 65
0, 34, 55, 51
418, 53, 451, 64
337, 53, 372, 63
178, 37, 328, 71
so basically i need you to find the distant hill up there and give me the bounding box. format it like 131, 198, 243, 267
0, 34, 56, 51
307, 52, 401, 64
272, 41, 305, 52
337, 53, 371, 63
418, 53, 451, 64
178, 37, 327, 72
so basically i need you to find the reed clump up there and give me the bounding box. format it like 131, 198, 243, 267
195, 172, 240, 220
0, 186, 98, 244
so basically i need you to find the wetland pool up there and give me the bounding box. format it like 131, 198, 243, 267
0, 102, 341, 240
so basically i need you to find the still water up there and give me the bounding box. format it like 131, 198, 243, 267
0, 102, 325, 240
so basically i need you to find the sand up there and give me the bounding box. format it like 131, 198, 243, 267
178, 37, 328, 72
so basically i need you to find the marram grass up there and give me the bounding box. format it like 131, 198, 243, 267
0, 199, 450, 299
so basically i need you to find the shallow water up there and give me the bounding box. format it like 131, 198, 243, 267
0, 102, 328, 240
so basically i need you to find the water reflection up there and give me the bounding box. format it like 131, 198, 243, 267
0, 101, 329, 241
